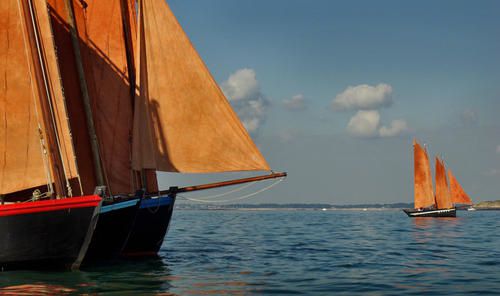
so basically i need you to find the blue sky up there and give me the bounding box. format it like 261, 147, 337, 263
159, 0, 500, 204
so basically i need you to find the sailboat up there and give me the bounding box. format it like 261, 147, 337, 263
448, 169, 473, 210
2, 0, 285, 268
403, 140, 456, 217
122, 0, 286, 256
0, 0, 102, 270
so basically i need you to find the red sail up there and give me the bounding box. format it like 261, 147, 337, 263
448, 169, 472, 205
435, 158, 453, 209
413, 140, 434, 209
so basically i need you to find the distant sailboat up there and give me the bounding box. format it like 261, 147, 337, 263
403, 140, 456, 217
448, 169, 473, 210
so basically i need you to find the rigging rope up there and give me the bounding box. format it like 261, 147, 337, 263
185, 181, 257, 200
16, 0, 53, 196
177, 178, 284, 203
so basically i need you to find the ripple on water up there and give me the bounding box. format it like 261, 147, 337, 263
1, 210, 499, 295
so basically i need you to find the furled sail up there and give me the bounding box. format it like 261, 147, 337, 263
435, 158, 453, 209
413, 140, 434, 208
132, 0, 270, 173
0, 0, 79, 195
448, 169, 472, 205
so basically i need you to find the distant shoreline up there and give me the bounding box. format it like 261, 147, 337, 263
177, 207, 401, 211
175, 201, 500, 211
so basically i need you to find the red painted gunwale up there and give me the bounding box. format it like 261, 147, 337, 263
0, 195, 101, 217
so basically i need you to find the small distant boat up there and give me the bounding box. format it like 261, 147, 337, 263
403, 140, 456, 218
467, 207, 476, 211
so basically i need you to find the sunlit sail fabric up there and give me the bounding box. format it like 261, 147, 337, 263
132, 0, 270, 173
435, 158, 453, 209
0, 0, 78, 195
413, 140, 434, 208
448, 169, 472, 205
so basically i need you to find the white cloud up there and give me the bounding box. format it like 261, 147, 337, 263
346, 111, 410, 138
379, 119, 410, 137
332, 83, 393, 111
221, 68, 259, 101
496, 145, 500, 154
221, 68, 269, 134
283, 94, 306, 111
347, 110, 381, 138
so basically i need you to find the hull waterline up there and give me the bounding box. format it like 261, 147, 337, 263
0, 195, 101, 271
403, 208, 456, 218
122, 195, 175, 257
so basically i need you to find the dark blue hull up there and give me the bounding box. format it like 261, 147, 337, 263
83, 197, 141, 263
122, 195, 176, 256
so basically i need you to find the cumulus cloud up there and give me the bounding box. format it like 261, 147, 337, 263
460, 109, 478, 126
347, 110, 381, 138
379, 119, 410, 137
332, 83, 393, 111
221, 68, 269, 135
283, 94, 307, 111
346, 111, 409, 138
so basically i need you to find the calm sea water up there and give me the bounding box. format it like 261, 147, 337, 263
1, 209, 499, 295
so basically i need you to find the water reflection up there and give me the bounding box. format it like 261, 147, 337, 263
0, 284, 75, 295
0, 257, 173, 295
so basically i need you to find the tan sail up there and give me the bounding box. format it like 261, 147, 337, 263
413, 140, 434, 208
0, 0, 80, 196
72, 0, 136, 194
132, 0, 270, 173
47, 0, 99, 195
435, 158, 453, 209
448, 169, 472, 205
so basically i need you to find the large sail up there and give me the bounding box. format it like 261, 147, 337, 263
72, 0, 136, 195
448, 169, 472, 205
132, 0, 270, 173
435, 158, 453, 209
47, 0, 98, 195
413, 140, 434, 208
0, 0, 79, 195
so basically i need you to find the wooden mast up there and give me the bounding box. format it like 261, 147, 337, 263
63, 0, 105, 188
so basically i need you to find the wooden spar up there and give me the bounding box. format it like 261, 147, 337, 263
63, 0, 105, 187
119, 0, 136, 107
163, 172, 287, 195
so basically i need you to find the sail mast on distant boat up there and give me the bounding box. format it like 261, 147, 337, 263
413, 140, 435, 209
434, 157, 453, 210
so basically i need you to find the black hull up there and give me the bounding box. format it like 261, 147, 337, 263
83, 197, 141, 263
0, 196, 101, 271
403, 208, 456, 217
122, 195, 175, 257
